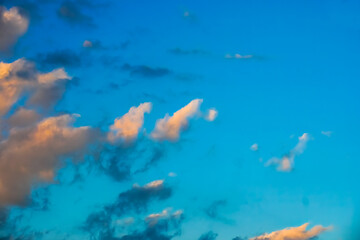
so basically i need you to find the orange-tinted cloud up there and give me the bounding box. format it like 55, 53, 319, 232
151, 99, 203, 141
108, 102, 152, 143
250, 223, 332, 240
0, 114, 93, 206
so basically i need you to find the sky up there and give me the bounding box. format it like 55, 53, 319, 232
0, 0, 360, 239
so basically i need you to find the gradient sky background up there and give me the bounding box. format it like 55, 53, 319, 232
0, 0, 360, 239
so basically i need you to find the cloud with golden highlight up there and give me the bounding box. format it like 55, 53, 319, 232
108, 102, 152, 143
0, 59, 71, 116
250, 223, 332, 240
0, 114, 93, 206
151, 99, 213, 141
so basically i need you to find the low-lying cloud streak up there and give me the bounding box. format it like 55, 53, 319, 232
250, 223, 331, 240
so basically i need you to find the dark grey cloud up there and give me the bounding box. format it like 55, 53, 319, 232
204, 200, 235, 224
122, 64, 171, 78
57, 0, 94, 26
83, 180, 173, 238
119, 214, 184, 240
134, 146, 166, 174
205, 200, 227, 219
36, 49, 83, 68
198, 231, 218, 240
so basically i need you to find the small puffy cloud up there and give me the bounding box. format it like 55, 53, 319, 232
108, 102, 152, 143
0, 58, 71, 116
145, 208, 183, 226
266, 133, 310, 172
321, 131, 332, 137
250, 143, 259, 151
0, 114, 93, 206
151, 99, 204, 141
82, 40, 102, 49
83, 40, 93, 48
250, 223, 332, 240
0, 6, 29, 52
206, 108, 218, 122
225, 53, 253, 59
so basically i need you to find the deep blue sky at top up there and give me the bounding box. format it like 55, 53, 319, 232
1, 0, 360, 239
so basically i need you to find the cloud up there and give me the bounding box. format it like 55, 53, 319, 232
36, 49, 83, 68
0, 114, 93, 206
150, 99, 203, 141
265, 133, 310, 172
122, 63, 171, 78
0, 6, 29, 52
205, 108, 218, 122
205, 199, 227, 220
83, 179, 173, 237
151, 99, 216, 141
199, 231, 218, 240
321, 131, 332, 137
250, 223, 332, 240
82, 39, 103, 49
108, 102, 152, 143
107, 179, 172, 215
57, 1, 94, 26
8, 107, 40, 128
0, 58, 71, 116
225, 53, 253, 59
250, 143, 259, 151
145, 208, 183, 226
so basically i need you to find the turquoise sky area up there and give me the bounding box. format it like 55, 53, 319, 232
0, 0, 359, 239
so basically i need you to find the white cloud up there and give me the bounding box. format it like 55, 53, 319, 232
108, 102, 152, 143
321, 131, 332, 137
225, 53, 253, 59
250, 143, 259, 151
0, 7, 29, 52
205, 108, 218, 121
266, 133, 310, 172
250, 223, 332, 240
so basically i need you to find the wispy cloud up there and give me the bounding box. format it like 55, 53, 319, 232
122, 63, 171, 78
250, 223, 332, 240
265, 133, 310, 172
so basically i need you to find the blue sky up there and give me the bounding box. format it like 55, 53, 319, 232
0, 0, 359, 239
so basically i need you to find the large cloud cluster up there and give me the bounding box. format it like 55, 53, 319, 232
0, 114, 93, 206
